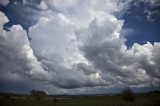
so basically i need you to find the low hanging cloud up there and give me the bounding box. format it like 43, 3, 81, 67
0, 0, 160, 92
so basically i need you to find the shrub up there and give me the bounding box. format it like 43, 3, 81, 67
3, 94, 11, 99
30, 90, 46, 102
121, 87, 136, 102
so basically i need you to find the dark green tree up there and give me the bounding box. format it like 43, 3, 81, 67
121, 87, 136, 102
30, 90, 46, 102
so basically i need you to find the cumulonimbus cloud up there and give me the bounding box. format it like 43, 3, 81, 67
28, 0, 160, 88
0, 0, 160, 91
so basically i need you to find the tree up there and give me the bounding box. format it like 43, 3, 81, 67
30, 90, 46, 102
121, 87, 136, 102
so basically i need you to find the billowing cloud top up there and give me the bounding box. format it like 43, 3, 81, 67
0, 0, 160, 94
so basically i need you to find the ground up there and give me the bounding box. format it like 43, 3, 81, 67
0, 93, 160, 106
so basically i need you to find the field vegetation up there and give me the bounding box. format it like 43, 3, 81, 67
0, 89, 160, 106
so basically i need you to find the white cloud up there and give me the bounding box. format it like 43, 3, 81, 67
77, 16, 160, 86
27, 0, 160, 90
77, 15, 126, 82
0, 0, 9, 6
40, 1, 48, 10
0, 0, 160, 94
0, 11, 50, 81
29, 12, 107, 88
43, 0, 131, 27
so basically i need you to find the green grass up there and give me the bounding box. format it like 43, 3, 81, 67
0, 93, 160, 106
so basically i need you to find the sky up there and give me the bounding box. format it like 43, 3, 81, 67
0, 0, 160, 95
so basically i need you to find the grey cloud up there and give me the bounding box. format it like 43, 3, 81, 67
76, 15, 160, 86
0, 0, 9, 6
29, 13, 108, 89
75, 63, 97, 75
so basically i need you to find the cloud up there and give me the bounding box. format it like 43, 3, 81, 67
40, 1, 48, 10
132, 0, 160, 22
77, 16, 160, 86
141, 0, 160, 6
0, 0, 160, 94
29, 0, 160, 89
43, 0, 131, 27
120, 28, 135, 37
0, 0, 9, 6
0, 11, 50, 82
29, 13, 107, 89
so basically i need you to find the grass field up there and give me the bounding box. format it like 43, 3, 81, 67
0, 93, 160, 106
